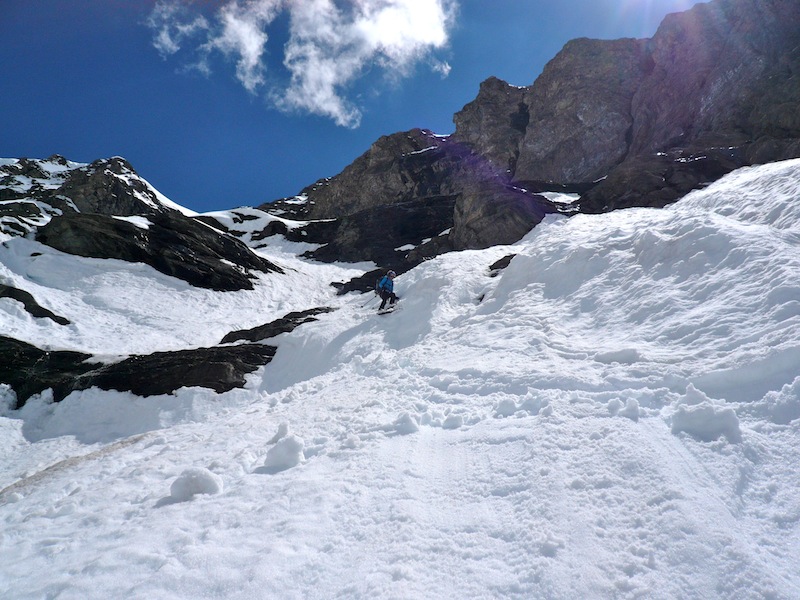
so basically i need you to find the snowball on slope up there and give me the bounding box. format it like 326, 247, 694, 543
393, 412, 419, 435
169, 467, 223, 501
263, 434, 305, 472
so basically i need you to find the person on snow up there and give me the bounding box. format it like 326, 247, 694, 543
377, 270, 399, 310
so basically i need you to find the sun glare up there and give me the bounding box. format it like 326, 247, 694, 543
615, 0, 696, 38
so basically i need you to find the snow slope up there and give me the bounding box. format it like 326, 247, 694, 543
1, 160, 800, 599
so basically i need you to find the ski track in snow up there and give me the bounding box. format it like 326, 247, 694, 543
1, 160, 800, 598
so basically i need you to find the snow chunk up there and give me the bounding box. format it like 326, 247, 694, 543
759, 377, 800, 425
341, 434, 361, 449
0, 384, 15, 415
393, 412, 419, 435
494, 398, 518, 418
442, 414, 463, 430
671, 385, 741, 443
262, 434, 305, 473
267, 422, 289, 444
169, 467, 223, 502
494, 393, 549, 418
620, 398, 640, 421
540, 191, 580, 205
608, 397, 640, 421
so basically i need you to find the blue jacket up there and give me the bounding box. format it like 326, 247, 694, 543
378, 275, 394, 294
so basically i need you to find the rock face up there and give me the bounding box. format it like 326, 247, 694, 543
629, 0, 800, 158
515, 37, 650, 184
451, 0, 800, 209
0, 335, 277, 406
252, 0, 799, 279
452, 76, 529, 176
260, 128, 557, 280
579, 0, 800, 211
36, 210, 281, 292
1, 307, 335, 408
451, 37, 652, 186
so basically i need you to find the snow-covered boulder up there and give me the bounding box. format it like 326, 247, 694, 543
263, 435, 305, 472
169, 467, 223, 502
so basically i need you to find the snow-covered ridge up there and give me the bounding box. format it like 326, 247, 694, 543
0, 160, 799, 599
0, 155, 274, 297
0, 157, 85, 206
101, 159, 197, 217
0, 156, 197, 238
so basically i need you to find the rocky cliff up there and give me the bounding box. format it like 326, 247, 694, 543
268, 129, 558, 285
454, 0, 800, 210
261, 0, 799, 276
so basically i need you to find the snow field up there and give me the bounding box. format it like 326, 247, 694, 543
0, 231, 367, 355
1, 160, 800, 598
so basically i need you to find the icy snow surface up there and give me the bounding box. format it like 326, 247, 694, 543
1, 160, 800, 598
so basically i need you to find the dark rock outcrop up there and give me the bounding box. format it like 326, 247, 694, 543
1, 304, 340, 407
451, 0, 800, 210
489, 254, 516, 277
450, 180, 550, 250
578, 146, 747, 212
1, 335, 275, 408
57, 157, 168, 217
297, 129, 452, 220
306, 195, 458, 266
76, 344, 276, 399
35, 205, 282, 292
0, 284, 70, 324
0, 156, 164, 236
261, 129, 557, 278
0, 337, 93, 406
221, 307, 336, 344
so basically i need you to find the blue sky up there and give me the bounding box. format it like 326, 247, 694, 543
1, 0, 699, 213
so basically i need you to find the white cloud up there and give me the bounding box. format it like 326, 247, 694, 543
205, 0, 282, 92
147, 1, 209, 57
147, 0, 457, 127
432, 60, 452, 78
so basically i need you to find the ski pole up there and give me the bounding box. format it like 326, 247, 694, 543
361, 294, 378, 308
